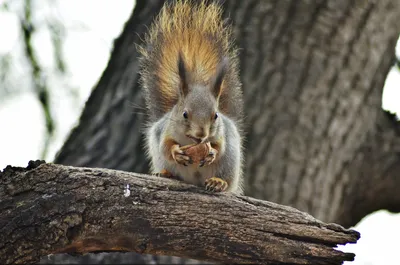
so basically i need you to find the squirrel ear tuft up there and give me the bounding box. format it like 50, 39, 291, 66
178, 53, 189, 98
211, 57, 229, 99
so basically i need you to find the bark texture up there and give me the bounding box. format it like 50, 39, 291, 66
55, 0, 400, 228
0, 162, 359, 265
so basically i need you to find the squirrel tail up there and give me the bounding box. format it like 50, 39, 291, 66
138, 0, 243, 123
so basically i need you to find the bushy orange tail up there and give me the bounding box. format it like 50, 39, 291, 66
138, 0, 242, 122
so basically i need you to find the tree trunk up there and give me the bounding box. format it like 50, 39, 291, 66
0, 162, 359, 265
56, 0, 400, 226
52, 0, 400, 263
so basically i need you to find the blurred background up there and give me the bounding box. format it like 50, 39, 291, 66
0, 1, 399, 264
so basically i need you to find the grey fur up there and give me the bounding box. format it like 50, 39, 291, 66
145, 82, 244, 195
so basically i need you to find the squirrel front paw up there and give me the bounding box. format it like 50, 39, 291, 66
171, 144, 192, 166
199, 146, 218, 167
205, 177, 228, 192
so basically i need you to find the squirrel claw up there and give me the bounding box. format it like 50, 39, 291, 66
175, 154, 191, 166
171, 144, 192, 166
205, 177, 228, 192
202, 149, 217, 166
153, 169, 180, 180
199, 160, 205, 167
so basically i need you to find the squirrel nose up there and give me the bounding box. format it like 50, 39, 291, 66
195, 132, 204, 139
195, 131, 208, 143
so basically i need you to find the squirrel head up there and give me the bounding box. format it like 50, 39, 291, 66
172, 54, 228, 144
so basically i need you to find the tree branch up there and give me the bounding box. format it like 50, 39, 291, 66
335, 110, 400, 227
0, 161, 359, 265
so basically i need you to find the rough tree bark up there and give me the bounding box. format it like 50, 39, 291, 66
47, 0, 400, 264
55, 0, 400, 227
0, 162, 359, 265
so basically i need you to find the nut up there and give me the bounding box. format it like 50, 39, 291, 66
181, 142, 211, 164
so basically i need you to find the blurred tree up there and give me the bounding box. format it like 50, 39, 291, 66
41, 0, 400, 263
0, 0, 69, 158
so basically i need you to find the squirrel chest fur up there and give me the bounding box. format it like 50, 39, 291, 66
138, 0, 244, 194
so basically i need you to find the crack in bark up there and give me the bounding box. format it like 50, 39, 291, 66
0, 162, 359, 265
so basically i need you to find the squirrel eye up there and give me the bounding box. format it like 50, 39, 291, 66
214, 112, 219, 120
183, 111, 188, 119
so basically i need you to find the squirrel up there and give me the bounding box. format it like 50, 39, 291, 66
138, 0, 244, 195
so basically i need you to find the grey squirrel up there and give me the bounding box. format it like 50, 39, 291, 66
138, 0, 244, 194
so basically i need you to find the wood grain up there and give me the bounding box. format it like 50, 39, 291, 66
0, 161, 359, 264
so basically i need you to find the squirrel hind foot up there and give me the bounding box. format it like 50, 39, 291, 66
205, 177, 228, 192
153, 169, 180, 180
